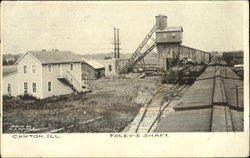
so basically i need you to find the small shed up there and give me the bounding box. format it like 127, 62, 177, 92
99, 58, 129, 76
81, 58, 105, 80
222, 51, 243, 66
99, 59, 117, 76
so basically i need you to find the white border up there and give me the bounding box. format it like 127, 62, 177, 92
1, 1, 249, 157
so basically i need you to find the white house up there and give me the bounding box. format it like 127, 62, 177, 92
2, 65, 18, 96
2, 50, 83, 99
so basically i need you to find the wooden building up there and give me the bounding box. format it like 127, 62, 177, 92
222, 51, 243, 66
81, 58, 105, 80
3, 51, 84, 98
155, 15, 211, 71
99, 58, 129, 76
155, 15, 183, 71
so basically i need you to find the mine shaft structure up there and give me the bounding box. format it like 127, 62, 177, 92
119, 25, 157, 74
119, 14, 211, 74
119, 15, 182, 74
155, 15, 183, 71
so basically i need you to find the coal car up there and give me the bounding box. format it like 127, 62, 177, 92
161, 66, 188, 83
181, 64, 206, 84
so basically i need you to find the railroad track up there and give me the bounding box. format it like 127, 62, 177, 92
147, 84, 188, 132
145, 65, 243, 132
129, 83, 188, 133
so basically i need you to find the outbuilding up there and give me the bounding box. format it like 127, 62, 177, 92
99, 58, 129, 76
81, 58, 105, 80
222, 51, 243, 66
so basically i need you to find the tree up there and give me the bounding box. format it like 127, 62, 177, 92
104, 56, 112, 60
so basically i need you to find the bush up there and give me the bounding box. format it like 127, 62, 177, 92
18, 94, 38, 101
3, 95, 14, 100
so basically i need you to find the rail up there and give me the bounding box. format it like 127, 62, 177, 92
134, 84, 187, 133
147, 84, 187, 132
135, 85, 164, 132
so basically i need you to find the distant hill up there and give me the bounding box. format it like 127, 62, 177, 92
80, 52, 157, 60
2, 51, 158, 66
80, 52, 132, 60
2, 54, 23, 65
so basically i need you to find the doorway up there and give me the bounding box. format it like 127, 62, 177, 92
165, 58, 172, 70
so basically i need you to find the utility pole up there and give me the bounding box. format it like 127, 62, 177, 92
114, 27, 117, 58
117, 28, 120, 59
113, 27, 121, 59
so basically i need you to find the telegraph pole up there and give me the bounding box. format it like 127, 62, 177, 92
113, 27, 121, 59
114, 27, 117, 58
117, 28, 120, 58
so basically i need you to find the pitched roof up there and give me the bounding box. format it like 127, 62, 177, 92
3, 65, 18, 76
31, 51, 82, 64
82, 58, 104, 69
156, 26, 183, 32
16, 51, 82, 64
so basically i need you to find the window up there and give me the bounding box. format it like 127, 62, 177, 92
32, 83, 36, 93
108, 65, 112, 71
70, 63, 74, 71
23, 65, 27, 73
48, 81, 52, 92
32, 65, 36, 73
7, 84, 11, 95
48, 65, 52, 72
24, 82, 28, 94
172, 33, 176, 38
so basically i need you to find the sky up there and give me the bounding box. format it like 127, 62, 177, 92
1, 1, 248, 55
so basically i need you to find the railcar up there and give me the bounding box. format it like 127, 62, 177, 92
181, 64, 206, 84
161, 66, 188, 83
144, 67, 158, 76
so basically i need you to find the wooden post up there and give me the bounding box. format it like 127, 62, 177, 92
114, 27, 117, 59
86, 76, 88, 90
117, 28, 120, 59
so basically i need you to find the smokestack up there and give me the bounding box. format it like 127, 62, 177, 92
114, 27, 117, 58
117, 28, 120, 59
155, 15, 168, 30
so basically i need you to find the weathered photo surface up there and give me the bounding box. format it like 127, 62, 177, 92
1, 1, 249, 157
1, 1, 247, 134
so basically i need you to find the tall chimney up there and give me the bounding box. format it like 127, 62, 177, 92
117, 28, 120, 59
114, 27, 117, 58
155, 15, 168, 30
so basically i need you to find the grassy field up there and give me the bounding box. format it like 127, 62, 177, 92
3, 76, 161, 133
